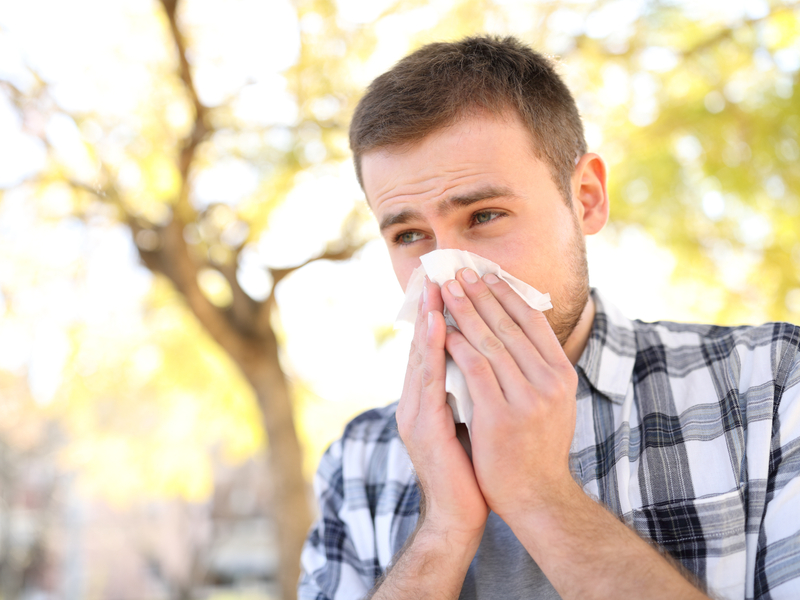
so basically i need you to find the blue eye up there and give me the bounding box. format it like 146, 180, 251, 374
473, 211, 503, 225
395, 231, 426, 245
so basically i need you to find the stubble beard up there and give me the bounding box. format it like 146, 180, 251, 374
546, 214, 591, 347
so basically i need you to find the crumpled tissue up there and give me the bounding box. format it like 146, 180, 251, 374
396, 249, 552, 439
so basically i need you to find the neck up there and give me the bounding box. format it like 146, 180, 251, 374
563, 295, 595, 365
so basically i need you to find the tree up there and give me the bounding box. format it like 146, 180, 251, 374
1, 0, 380, 595
1, 1, 798, 598
557, 1, 800, 324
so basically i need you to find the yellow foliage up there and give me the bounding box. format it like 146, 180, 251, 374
142, 153, 181, 201
56, 275, 263, 503
764, 10, 800, 49
197, 267, 234, 307
3, 0, 799, 519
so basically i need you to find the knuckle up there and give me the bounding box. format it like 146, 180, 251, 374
492, 282, 515, 303
565, 365, 578, 382
496, 282, 514, 297
545, 371, 576, 400
421, 363, 438, 388
564, 370, 579, 392
408, 348, 423, 369
554, 361, 578, 384
541, 374, 562, 397
497, 316, 522, 335
465, 354, 493, 378
480, 334, 505, 355
475, 287, 495, 303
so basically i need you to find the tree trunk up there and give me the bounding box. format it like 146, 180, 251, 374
137, 218, 312, 600
236, 330, 311, 600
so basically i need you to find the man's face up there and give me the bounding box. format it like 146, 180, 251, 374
361, 111, 593, 345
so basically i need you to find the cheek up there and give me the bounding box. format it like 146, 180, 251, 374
486, 241, 554, 289
475, 241, 531, 276
391, 256, 417, 293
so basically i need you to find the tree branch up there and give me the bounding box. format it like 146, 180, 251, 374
59, 178, 250, 356
159, 0, 210, 219
217, 258, 261, 335
138, 217, 258, 357
256, 240, 364, 335
159, 0, 205, 126
268, 243, 363, 289
259, 201, 371, 332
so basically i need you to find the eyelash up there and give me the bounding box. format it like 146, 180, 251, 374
471, 210, 506, 227
392, 210, 507, 246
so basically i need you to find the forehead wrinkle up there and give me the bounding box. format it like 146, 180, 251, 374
379, 167, 489, 207
373, 162, 485, 203
370, 161, 503, 230
381, 170, 469, 199
372, 176, 445, 209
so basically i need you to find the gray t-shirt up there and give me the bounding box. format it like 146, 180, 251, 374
460, 512, 561, 599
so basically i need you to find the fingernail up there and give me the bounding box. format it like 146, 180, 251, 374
447, 280, 465, 297
427, 311, 433, 328
483, 273, 500, 284
462, 268, 478, 284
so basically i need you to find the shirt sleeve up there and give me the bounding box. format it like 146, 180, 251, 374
753, 325, 800, 598
298, 438, 372, 600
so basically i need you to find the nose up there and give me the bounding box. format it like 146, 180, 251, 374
433, 231, 460, 252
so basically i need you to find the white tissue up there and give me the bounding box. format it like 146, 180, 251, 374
396, 249, 552, 438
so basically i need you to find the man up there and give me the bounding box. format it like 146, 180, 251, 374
298, 36, 800, 599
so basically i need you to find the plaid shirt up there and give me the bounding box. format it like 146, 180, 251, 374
299, 290, 800, 599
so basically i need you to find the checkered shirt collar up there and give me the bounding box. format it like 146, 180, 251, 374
576, 289, 638, 405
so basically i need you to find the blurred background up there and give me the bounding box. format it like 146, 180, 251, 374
0, 0, 798, 598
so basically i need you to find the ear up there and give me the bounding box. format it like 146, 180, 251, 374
571, 153, 609, 235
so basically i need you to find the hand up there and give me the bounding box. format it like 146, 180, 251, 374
440, 268, 579, 522
395, 276, 489, 542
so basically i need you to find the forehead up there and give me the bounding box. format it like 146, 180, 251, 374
361, 112, 539, 210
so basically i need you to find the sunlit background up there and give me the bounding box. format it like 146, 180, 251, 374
0, 0, 798, 598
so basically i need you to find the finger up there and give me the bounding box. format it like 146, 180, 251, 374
417, 309, 448, 420
445, 326, 507, 410
455, 268, 548, 383
481, 272, 567, 369
412, 276, 444, 391
441, 278, 530, 397
398, 278, 430, 426
424, 275, 445, 315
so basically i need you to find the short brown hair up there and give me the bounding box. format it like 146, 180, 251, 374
349, 35, 586, 202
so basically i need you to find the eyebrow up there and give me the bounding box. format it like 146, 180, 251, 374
378, 185, 515, 232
